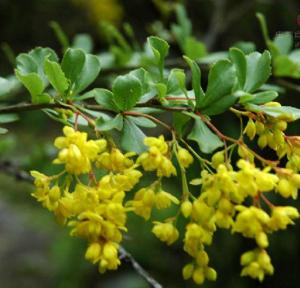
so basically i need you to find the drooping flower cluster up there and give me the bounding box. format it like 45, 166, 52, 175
31, 127, 178, 273
31, 118, 300, 286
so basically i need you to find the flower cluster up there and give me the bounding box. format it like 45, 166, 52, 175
31, 120, 300, 286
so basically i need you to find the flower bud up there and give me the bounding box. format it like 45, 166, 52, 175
244, 119, 256, 140
193, 267, 205, 285
177, 147, 194, 168
211, 151, 225, 169
205, 267, 217, 281
182, 263, 194, 280
181, 200, 193, 218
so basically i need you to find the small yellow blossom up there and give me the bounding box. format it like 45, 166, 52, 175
152, 222, 179, 245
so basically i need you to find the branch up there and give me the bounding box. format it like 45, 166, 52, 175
0, 160, 33, 182
119, 246, 163, 288
0, 160, 164, 288
0, 101, 190, 115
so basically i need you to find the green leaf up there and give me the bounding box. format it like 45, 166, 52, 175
127, 116, 157, 128
148, 36, 169, 77
131, 107, 164, 114
112, 74, 142, 111
273, 55, 300, 78
172, 112, 191, 137
16, 47, 58, 84
83, 88, 119, 111
61, 48, 86, 85
129, 68, 156, 103
167, 68, 187, 95
273, 32, 293, 55
96, 114, 123, 131
0, 114, 19, 123
0, 127, 8, 134
229, 48, 247, 88
200, 59, 236, 115
156, 83, 167, 101
244, 51, 271, 93
245, 103, 300, 120
15, 70, 50, 103
187, 117, 224, 154
72, 34, 93, 53
73, 54, 101, 94
172, 4, 192, 49
183, 56, 205, 107
233, 41, 256, 54
0, 77, 14, 96
247, 91, 278, 105
44, 59, 69, 94
121, 118, 146, 153
184, 37, 207, 60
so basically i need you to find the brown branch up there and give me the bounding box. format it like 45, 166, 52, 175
119, 246, 163, 288
0, 160, 164, 288
0, 102, 190, 115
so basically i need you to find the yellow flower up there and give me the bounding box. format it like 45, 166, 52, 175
127, 187, 156, 220
54, 126, 106, 174
177, 147, 194, 168
97, 148, 134, 171
240, 249, 274, 282
232, 206, 270, 248
268, 206, 299, 231
137, 136, 176, 177
155, 191, 179, 209
152, 222, 179, 245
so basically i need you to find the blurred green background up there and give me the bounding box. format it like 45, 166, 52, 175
1, 0, 300, 287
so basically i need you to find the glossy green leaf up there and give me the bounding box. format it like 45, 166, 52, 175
200, 59, 236, 115
229, 47, 247, 88
44, 59, 69, 94
244, 51, 271, 93
148, 36, 169, 77
245, 103, 300, 120
188, 117, 224, 154
96, 114, 123, 131
183, 56, 205, 107
121, 118, 146, 153
15, 70, 50, 103
112, 74, 142, 111
246, 91, 278, 105
127, 116, 157, 128
84, 88, 119, 111
61, 48, 85, 85
73, 54, 101, 94
16, 47, 58, 84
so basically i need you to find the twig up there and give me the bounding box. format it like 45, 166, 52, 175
0, 102, 191, 115
0, 160, 164, 288
119, 246, 163, 288
0, 160, 33, 182
276, 79, 300, 93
